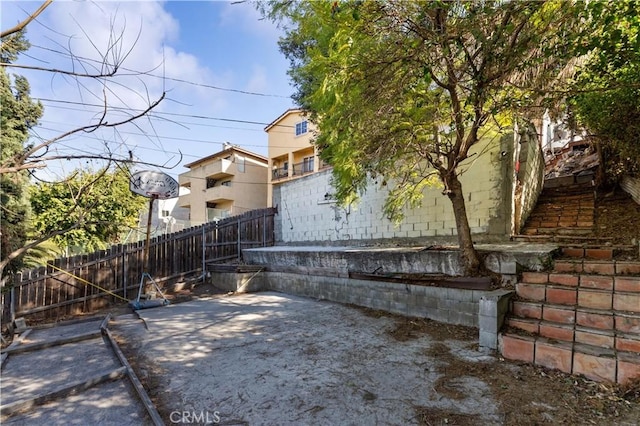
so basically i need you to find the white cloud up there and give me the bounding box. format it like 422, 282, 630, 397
218, 1, 282, 41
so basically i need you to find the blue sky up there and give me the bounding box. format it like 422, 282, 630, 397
1, 1, 296, 181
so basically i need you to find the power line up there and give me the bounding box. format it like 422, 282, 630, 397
35, 120, 310, 150
37, 98, 296, 129
37, 103, 297, 135
29, 43, 293, 99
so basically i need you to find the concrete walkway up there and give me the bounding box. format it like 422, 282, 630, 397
113, 292, 504, 425
1, 318, 151, 425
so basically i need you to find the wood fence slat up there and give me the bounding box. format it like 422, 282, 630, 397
4, 207, 275, 322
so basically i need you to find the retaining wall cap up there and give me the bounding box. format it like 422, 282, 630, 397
481, 289, 515, 301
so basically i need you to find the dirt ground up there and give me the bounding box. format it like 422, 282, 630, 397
594, 189, 640, 251
110, 287, 640, 426
360, 307, 640, 426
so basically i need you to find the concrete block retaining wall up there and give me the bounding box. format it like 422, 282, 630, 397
273, 135, 514, 245
209, 270, 514, 347
621, 175, 640, 205
513, 121, 545, 234
209, 272, 267, 294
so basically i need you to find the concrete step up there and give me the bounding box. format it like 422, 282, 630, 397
498, 332, 640, 384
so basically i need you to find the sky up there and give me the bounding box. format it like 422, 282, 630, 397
1, 0, 297, 182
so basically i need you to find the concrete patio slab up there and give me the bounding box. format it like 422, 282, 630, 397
113, 292, 505, 425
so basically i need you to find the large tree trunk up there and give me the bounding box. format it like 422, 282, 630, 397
444, 172, 482, 275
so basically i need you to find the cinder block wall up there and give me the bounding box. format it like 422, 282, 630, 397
267, 273, 483, 327
513, 122, 545, 234
621, 175, 640, 205
273, 135, 514, 244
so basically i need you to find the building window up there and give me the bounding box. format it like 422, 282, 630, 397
221, 180, 232, 187
161, 210, 170, 217
303, 156, 314, 173
295, 120, 308, 136
206, 177, 217, 188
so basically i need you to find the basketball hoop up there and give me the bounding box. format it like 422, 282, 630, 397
127, 170, 179, 309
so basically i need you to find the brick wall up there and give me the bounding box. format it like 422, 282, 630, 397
273, 135, 514, 244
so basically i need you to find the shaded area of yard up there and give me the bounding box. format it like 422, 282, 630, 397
111, 291, 639, 425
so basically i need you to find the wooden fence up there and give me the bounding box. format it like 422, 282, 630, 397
1, 208, 276, 327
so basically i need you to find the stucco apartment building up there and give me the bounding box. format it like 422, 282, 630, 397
178, 143, 268, 225
265, 109, 329, 207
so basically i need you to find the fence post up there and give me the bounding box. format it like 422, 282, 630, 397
237, 217, 241, 261
10, 283, 16, 326
263, 210, 267, 247
201, 225, 206, 282
122, 246, 127, 300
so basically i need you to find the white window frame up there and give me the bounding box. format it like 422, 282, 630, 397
295, 120, 308, 136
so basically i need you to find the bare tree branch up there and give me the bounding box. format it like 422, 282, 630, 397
0, 62, 119, 79
0, 0, 52, 38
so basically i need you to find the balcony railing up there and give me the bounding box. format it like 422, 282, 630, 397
292, 161, 314, 177
272, 167, 289, 181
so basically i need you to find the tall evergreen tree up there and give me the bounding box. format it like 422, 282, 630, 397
0, 31, 43, 273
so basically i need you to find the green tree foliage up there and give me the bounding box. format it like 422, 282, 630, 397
264, 0, 581, 274
569, 0, 640, 181
0, 31, 43, 274
29, 166, 146, 254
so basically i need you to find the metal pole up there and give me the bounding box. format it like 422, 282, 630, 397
141, 195, 157, 293
143, 195, 157, 273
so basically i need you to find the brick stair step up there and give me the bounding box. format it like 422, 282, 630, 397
615, 332, 640, 353
511, 235, 615, 243
539, 321, 575, 342
499, 332, 639, 384
575, 326, 615, 348
554, 260, 616, 274
618, 351, 640, 384
562, 247, 614, 259
577, 288, 612, 310
615, 312, 640, 334
531, 227, 593, 237
511, 300, 543, 320
581, 261, 616, 275
516, 282, 578, 305
576, 308, 614, 330
614, 276, 640, 292
613, 291, 640, 313
506, 317, 540, 334
573, 343, 618, 383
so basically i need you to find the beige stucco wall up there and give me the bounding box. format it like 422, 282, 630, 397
178, 150, 267, 225
273, 134, 515, 244
266, 110, 319, 207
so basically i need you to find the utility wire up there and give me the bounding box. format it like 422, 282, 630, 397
37, 98, 296, 128
28, 43, 292, 99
